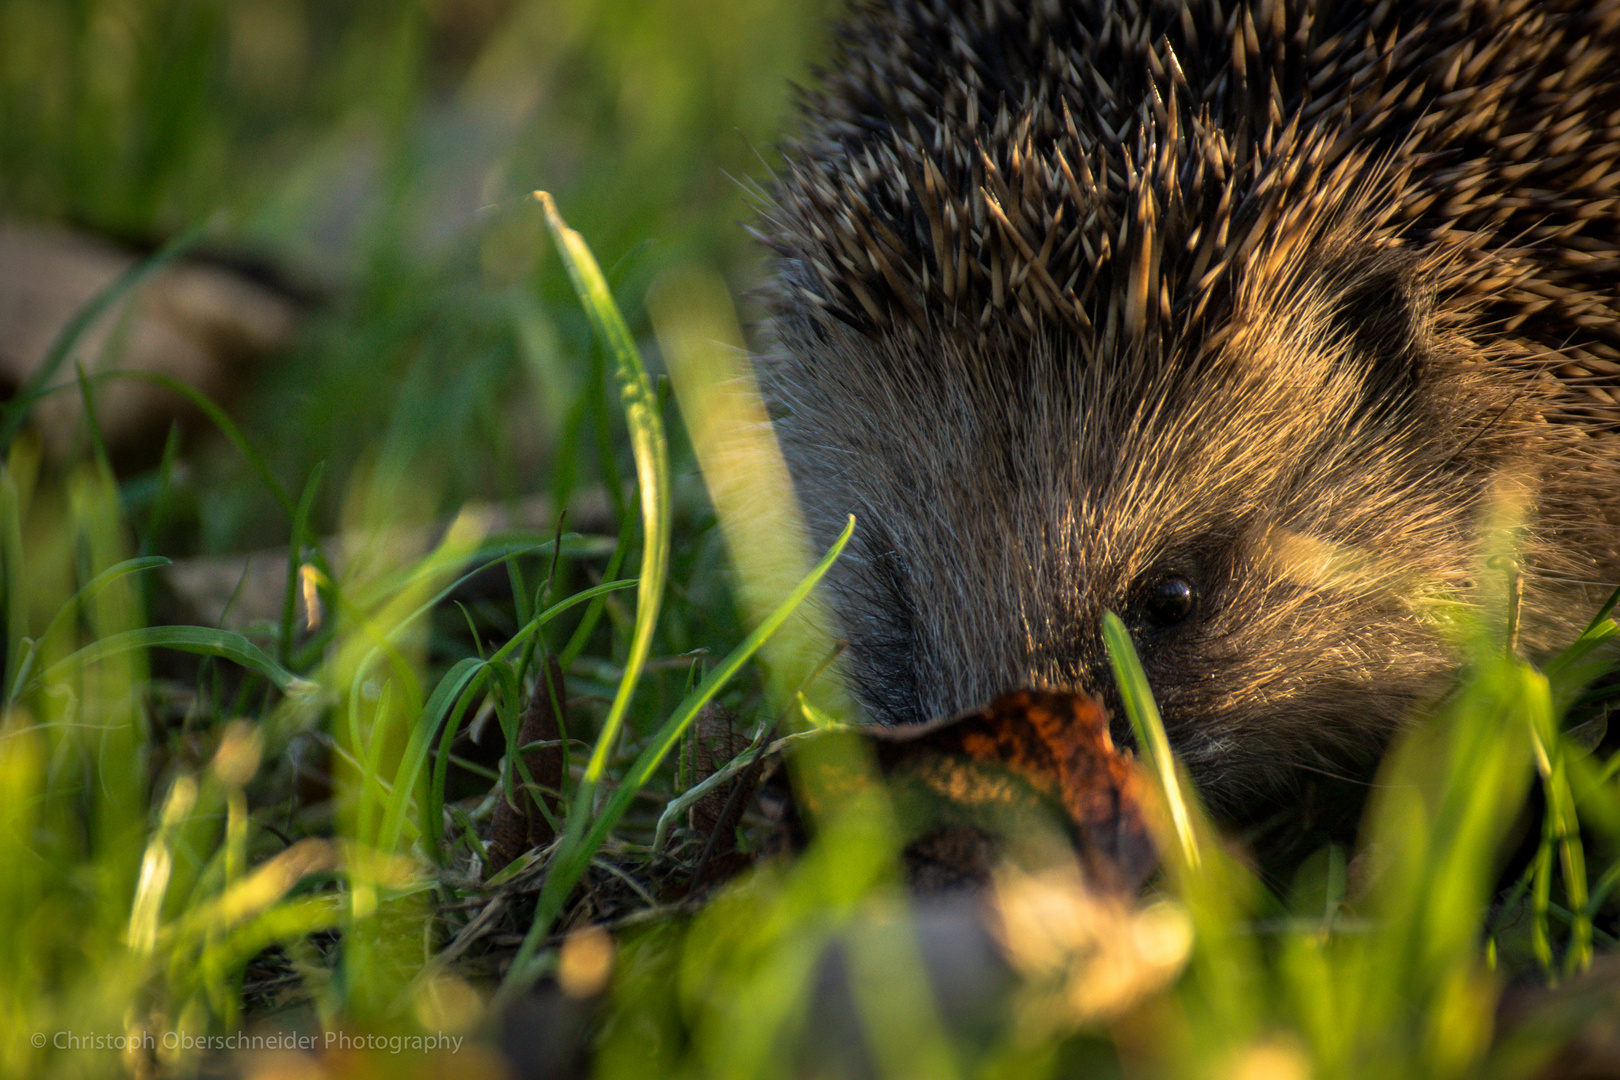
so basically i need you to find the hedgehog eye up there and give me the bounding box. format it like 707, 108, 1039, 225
1140, 576, 1197, 629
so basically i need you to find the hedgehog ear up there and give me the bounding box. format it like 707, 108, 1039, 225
1328, 252, 1432, 413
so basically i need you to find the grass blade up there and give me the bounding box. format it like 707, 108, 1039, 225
500, 513, 855, 1002
10, 556, 173, 702
558, 506, 631, 670
280, 463, 326, 666
1, 462, 33, 697
0, 227, 202, 450
387, 656, 485, 857
103, 369, 300, 522
411, 578, 637, 860
1102, 610, 1200, 869
41, 625, 309, 695
537, 192, 672, 788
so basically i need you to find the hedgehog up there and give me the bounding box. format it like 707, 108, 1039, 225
751, 0, 1620, 822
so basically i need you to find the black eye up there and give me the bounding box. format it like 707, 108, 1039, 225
1141, 576, 1197, 629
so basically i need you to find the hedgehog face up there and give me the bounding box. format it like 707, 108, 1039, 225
763, 244, 1520, 814
758, 0, 1620, 816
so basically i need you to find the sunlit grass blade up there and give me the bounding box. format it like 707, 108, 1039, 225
280, 463, 326, 666
537, 191, 672, 788
1575, 582, 1620, 639
1342, 639, 1542, 1075
1543, 591, 1619, 711
162, 839, 347, 947
128, 776, 199, 959
1101, 609, 1274, 1063
499, 513, 855, 1003
1102, 610, 1200, 869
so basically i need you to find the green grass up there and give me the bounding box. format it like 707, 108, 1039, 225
1, 2, 1618, 1078
0, 250, 844, 1077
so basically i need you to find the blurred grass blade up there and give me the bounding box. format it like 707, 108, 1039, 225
501, 513, 856, 1002
41, 625, 308, 695
0, 227, 202, 450
165, 838, 344, 944
128, 776, 198, 957
105, 369, 301, 523
172, 894, 346, 1005
0, 456, 29, 695
10, 556, 172, 702
360, 537, 590, 647
73, 361, 116, 483
538, 191, 672, 788
280, 463, 326, 665
653, 265, 851, 719
1102, 610, 1200, 868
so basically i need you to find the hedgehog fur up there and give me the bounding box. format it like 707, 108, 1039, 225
753, 0, 1620, 817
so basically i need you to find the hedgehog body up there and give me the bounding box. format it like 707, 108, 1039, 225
756, 0, 1620, 816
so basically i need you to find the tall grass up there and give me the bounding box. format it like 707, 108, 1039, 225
0, 182, 856, 1074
